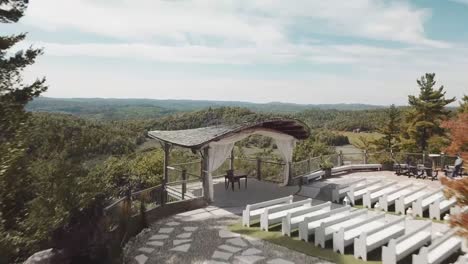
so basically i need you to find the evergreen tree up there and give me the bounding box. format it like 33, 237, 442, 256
401, 73, 455, 152
374, 104, 400, 151
459, 95, 468, 114
0, 1, 47, 262
0, 0, 46, 144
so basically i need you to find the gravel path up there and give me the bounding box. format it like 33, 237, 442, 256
123, 206, 332, 264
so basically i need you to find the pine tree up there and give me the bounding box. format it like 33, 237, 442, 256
0, 1, 47, 262
401, 73, 455, 152
374, 104, 400, 151
1, 0, 47, 144
459, 95, 468, 114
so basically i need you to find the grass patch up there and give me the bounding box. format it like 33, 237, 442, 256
228, 222, 381, 264
336, 131, 383, 149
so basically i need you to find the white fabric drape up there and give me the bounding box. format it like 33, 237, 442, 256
274, 137, 296, 186
207, 142, 235, 200
204, 129, 297, 201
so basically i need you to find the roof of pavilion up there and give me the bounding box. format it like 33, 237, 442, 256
147, 118, 310, 149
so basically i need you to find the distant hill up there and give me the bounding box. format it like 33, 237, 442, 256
27, 97, 385, 119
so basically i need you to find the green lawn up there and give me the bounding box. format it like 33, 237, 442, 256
336, 131, 383, 149
228, 222, 382, 264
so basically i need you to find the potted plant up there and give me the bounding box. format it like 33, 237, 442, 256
319, 158, 334, 177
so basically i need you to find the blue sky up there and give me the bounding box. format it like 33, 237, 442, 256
2, 0, 468, 105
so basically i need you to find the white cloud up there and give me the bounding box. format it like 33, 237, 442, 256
22, 0, 447, 48
15, 0, 467, 104
22, 41, 467, 74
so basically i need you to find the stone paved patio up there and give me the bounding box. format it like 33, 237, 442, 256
124, 206, 332, 264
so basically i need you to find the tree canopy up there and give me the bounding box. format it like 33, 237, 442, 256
400, 73, 455, 152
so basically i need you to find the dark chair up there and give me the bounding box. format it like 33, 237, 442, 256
416, 164, 439, 181
224, 169, 247, 191
394, 163, 408, 176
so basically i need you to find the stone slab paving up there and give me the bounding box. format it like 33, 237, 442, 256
124, 206, 332, 264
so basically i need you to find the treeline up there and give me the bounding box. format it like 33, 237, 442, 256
295, 108, 388, 131
29, 97, 390, 132
27, 97, 384, 119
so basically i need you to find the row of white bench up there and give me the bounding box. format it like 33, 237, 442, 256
331, 179, 457, 220
242, 196, 463, 264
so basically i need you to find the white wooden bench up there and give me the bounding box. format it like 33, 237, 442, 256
333, 213, 386, 254
363, 182, 398, 208
351, 164, 382, 171
429, 198, 457, 220
282, 201, 331, 236
382, 221, 432, 264
412, 229, 462, 264
302, 170, 325, 183
331, 178, 366, 203
331, 164, 382, 175
348, 180, 383, 205
298, 206, 354, 242
315, 210, 373, 248
395, 187, 428, 215
331, 165, 353, 174
379, 185, 422, 212
260, 199, 312, 231
242, 195, 293, 227
354, 216, 406, 261
412, 188, 444, 218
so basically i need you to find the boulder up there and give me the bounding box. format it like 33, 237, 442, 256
23, 249, 67, 264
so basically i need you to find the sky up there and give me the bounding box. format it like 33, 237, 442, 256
2, 0, 468, 105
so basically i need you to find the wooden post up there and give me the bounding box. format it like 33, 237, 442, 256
200, 159, 204, 179
162, 143, 170, 206
338, 151, 343, 166
287, 161, 293, 185
256, 157, 262, 180
202, 147, 213, 203
422, 151, 426, 165
182, 169, 187, 200
363, 150, 368, 164
229, 148, 235, 170
119, 189, 132, 242
307, 158, 311, 173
